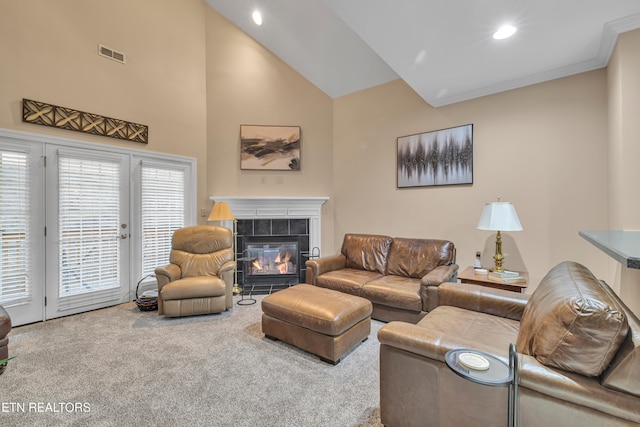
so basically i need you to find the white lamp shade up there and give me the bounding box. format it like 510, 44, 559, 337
477, 202, 523, 231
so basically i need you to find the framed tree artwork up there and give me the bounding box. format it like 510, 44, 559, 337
397, 124, 473, 188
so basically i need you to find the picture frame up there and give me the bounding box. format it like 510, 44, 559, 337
240, 125, 301, 171
397, 123, 473, 188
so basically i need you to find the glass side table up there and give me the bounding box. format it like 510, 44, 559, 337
445, 344, 519, 427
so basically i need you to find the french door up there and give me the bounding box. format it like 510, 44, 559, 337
44, 146, 130, 319
0, 129, 194, 326
0, 140, 45, 326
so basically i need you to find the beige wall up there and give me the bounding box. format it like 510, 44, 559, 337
333, 72, 610, 292
0, 0, 209, 210
204, 8, 335, 248
608, 30, 640, 231
608, 29, 640, 313
1, 1, 633, 304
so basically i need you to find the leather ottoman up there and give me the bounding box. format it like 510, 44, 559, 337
261, 284, 372, 364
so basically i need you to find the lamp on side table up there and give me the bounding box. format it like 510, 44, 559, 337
477, 197, 523, 272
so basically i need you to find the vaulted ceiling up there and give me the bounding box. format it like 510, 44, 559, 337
205, 1, 640, 107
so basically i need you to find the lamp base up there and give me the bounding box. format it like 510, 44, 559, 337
493, 230, 505, 272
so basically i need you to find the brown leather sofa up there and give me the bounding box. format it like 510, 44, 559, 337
0, 304, 11, 374
155, 225, 235, 317
378, 261, 640, 427
305, 233, 458, 323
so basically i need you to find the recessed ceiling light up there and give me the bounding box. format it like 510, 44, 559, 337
252, 10, 263, 26
493, 25, 516, 40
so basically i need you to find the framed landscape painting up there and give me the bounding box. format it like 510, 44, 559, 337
240, 125, 301, 171
397, 124, 473, 188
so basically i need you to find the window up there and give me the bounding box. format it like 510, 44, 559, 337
0, 150, 30, 303
58, 153, 121, 295
140, 162, 186, 278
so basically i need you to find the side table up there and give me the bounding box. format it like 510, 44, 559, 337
236, 256, 257, 306
458, 266, 528, 293
445, 344, 519, 427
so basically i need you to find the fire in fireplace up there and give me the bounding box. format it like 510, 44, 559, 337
240, 236, 301, 293
247, 241, 298, 276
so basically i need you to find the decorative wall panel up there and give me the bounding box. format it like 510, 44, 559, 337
22, 99, 148, 144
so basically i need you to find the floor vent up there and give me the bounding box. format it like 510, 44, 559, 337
98, 44, 126, 64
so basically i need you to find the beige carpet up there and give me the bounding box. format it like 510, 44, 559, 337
1, 294, 384, 427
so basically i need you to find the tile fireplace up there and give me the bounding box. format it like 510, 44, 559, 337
237, 219, 307, 293
209, 196, 328, 294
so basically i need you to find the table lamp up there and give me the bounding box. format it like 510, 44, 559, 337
476, 197, 523, 272
208, 201, 240, 295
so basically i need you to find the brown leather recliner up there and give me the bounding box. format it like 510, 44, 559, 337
0, 304, 11, 374
378, 261, 640, 426
155, 225, 235, 318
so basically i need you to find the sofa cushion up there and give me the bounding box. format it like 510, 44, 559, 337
170, 226, 233, 277
411, 305, 520, 355
386, 238, 454, 278
516, 261, 629, 377
341, 234, 392, 274
160, 276, 227, 300
361, 275, 423, 312
316, 268, 383, 296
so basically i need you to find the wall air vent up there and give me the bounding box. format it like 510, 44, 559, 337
98, 44, 126, 64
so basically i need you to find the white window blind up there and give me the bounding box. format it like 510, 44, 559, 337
58, 154, 120, 295
140, 164, 185, 277
0, 150, 31, 303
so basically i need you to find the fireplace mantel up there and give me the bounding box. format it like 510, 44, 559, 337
209, 196, 329, 218
209, 196, 329, 255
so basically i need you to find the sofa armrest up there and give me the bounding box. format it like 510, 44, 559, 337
219, 260, 235, 277
378, 321, 448, 361
378, 320, 506, 362
155, 263, 182, 291
219, 260, 235, 308
438, 282, 528, 321
419, 264, 460, 312
421, 264, 459, 285
518, 353, 640, 423
305, 254, 347, 285
219, 259, 235, 286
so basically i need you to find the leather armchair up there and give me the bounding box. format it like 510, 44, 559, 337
0, 304, 11, 374
155, 225, 235, 318
378, 261, 640, 426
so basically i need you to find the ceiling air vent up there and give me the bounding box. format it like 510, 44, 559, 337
98, 44, 126, 64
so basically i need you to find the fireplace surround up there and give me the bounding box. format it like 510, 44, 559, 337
209, 196, 328, 293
